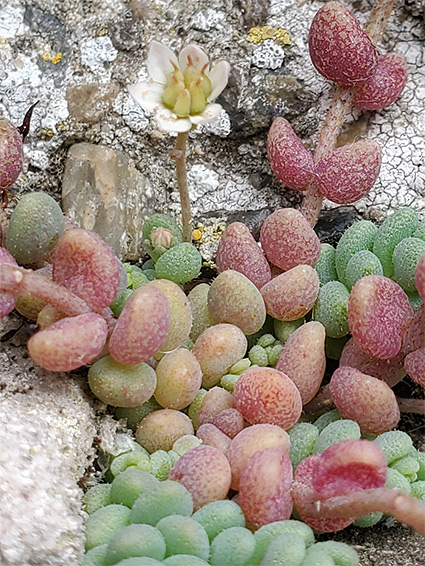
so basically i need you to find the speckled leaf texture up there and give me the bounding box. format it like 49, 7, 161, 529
353, 52, 409, 111
330, 366, 400, 433
308, 1, 377, 86
215, 222, 271, 289
0, 117, 23, 189
260, 208, 321, 271
315, 140, 382, 205
267, 117, 314, 191
348, 275, 414, 359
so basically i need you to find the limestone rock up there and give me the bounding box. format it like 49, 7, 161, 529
62, 142, 155, 260
0, 315, 98, 566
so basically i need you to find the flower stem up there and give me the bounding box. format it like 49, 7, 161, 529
396, 397, 425, 414
300, 0, 398, 227
172, 131, 192, 242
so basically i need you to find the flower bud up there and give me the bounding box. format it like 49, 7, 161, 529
162, 70, 185, 109
150, 226, 175, 250
173, 88, 191, 117
189, 78, 207, 114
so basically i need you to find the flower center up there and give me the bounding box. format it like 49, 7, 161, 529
162, 61, 212, 117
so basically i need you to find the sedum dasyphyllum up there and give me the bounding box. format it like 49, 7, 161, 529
267, 1, 408, 223
0, 217, 174, 372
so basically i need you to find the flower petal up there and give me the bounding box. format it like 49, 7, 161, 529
127, 81, 164, 113
147, 40, 179, 84
156, 108, 192, 132
190, 103, 223, 126
179, 44, 209, 73
207, 61, 231, 101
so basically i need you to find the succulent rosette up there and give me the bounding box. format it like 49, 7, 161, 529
128, 40, 230, 133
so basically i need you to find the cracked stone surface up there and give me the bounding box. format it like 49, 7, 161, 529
0, 0, 425, 564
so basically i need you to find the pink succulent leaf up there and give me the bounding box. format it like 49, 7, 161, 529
312, 439, 387, 499
329, 366, 400, 434
353, 52, 408, 111
292, 455, 355, 532
239, 447, 293, 527
348, 275, 414, 359
308, 1, 377, 86
215, 222, 271, 289
315, 140, 381, 205
340, 337, 406, 388
267, 118, 314, 191
108, 283, 170, 365
0, 247, 18, 318
260, 208, 321, 271
404, 346, 425, 388
275, 321, 326, 405
27, 313, 108, 372
52, 228, 121, 313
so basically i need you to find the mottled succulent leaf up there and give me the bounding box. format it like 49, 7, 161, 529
335, 220, 377, 285
292, 455, 355, 532
260, 208, 321, 271
108, 284, 170, 365
28, 313, 108, 372
53, 228, 120, 312
330, 367, 400, 434
393, 238, 425, 293
239, 447, 293, 527
315, 140, 381, 205
276, 321, 326, 405
0, 247, 17, 317
404, 346, 425, 388
312, 281, 350, 339
6, 192, 65, 267
261, 265, 319, 321
168, 445, 231, 511
372, 207, 418, 278
340, 337, 405, 388
0, 116, 23, 190
348, 275, 414, 359
353, 52, 408, 110
312, 439, 387, 498
192, 323, 247, 389
208, 270, 266, 335
415, 253, 425, 302
308, 2, 377, 86
149, 279, 192, 354
233, 367, 302, 429
215, 222, 271, 289
267, 118, 314, 191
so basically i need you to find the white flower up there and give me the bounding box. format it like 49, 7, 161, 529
128, 40, 230, 133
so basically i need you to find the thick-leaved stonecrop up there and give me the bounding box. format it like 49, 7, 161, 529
0, 0, 424, 564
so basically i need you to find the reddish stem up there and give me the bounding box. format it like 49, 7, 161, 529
0, 264, 91, 317
300, 487, 425, 535
397, 397, 425, 415
300, 0, 398, 226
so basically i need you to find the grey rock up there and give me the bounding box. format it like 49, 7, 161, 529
66, 83, 120, 124
62, 142, 155, 260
